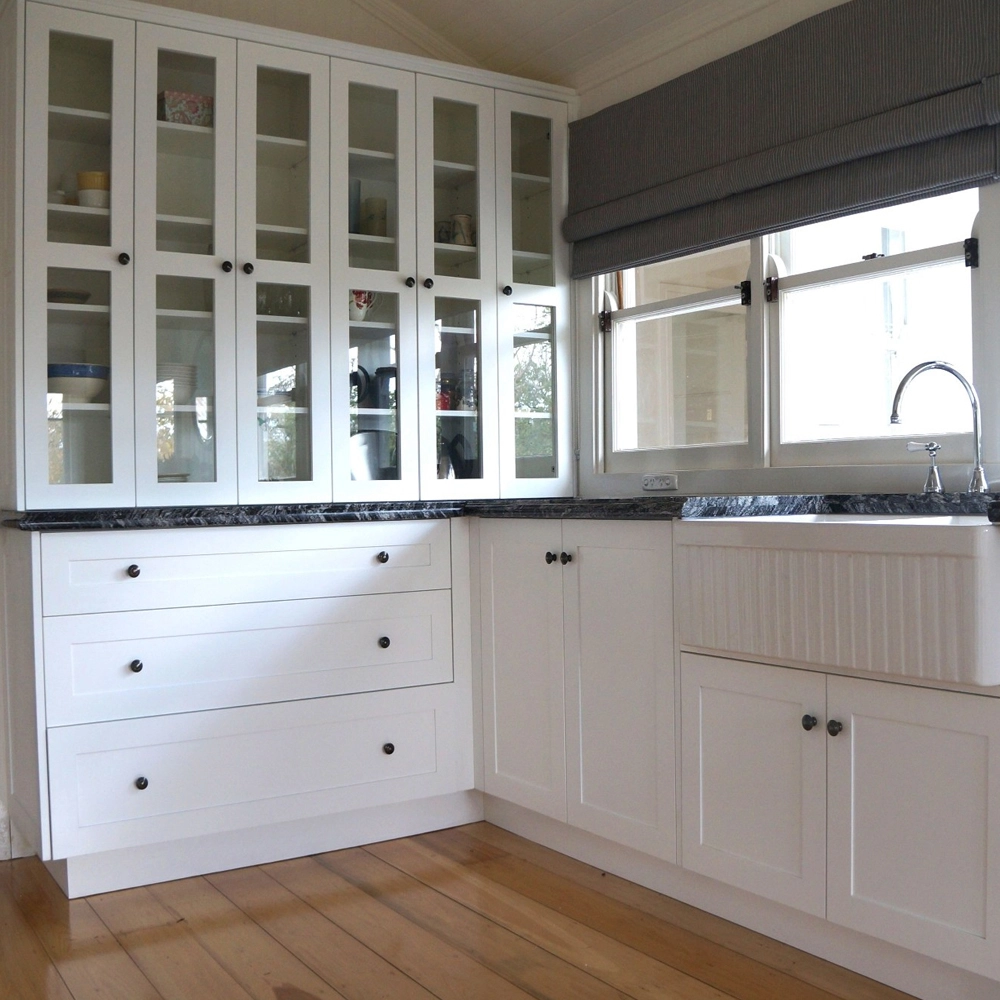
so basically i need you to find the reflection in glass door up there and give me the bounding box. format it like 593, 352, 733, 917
435, 297, 482, 481
511, 303, 556, 478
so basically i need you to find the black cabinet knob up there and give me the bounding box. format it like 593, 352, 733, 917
221, 260, 233, 272
423, 277, 434, 289
801, 714, 817, 731
376, 550, 390, 564
126, 564, 141, 578
502, 285, 513, 296
382, 742, 395, 755
129, 659, 143, 673
545, 551, 557, 564
560, 551, 573, 565
243, 262, 254, 275
118, 252, 131, 266
378, 636, 391, 649
827, 719, 844, 737
135, 776, 148, 790
405, 276, 416, 288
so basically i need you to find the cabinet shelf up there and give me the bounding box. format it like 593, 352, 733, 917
47, 401, 111, 414
48, 203, 110, 239
156, 309, 214, 331
257, 404, 309, 414
349, 147, 396, 183
349, 233, 396, 270
49, 105, 111, 145
436, 409, 478, 418
156, 213, 213, 247
157, 120, 214, 158
434, 159, 476, 189
435, 243, 478, 270
48, 303, 110, 326
438, 325, 476, 336
256, 316, 308, 333
512, 172, 550, 198
513, 410, 552, 419
257, 134, 308, 169
350, 407, 395, 416
257, 223, 308, 259
156, 403, 213, 414
513, 331, 553, 344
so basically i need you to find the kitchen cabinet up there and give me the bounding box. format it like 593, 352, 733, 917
681, 651, 1000, 980
13, 0, 572, 511
479, 518, 675, 858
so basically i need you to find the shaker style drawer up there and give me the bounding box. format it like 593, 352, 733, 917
47, 684, 473, 858
43, 589, 454, 726
40, 521, 452, 616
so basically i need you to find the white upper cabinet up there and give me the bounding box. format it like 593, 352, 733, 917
23, 4, 136, 508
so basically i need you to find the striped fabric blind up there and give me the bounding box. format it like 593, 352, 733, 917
565, 0, 1000, 278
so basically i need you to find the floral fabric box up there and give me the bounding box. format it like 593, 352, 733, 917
157, 91, 214, 128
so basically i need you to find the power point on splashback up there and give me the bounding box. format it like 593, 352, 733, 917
642, 474, 679, 491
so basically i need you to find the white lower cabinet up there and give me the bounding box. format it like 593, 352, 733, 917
681, 651, 1000, 980
480, 518, 675, 859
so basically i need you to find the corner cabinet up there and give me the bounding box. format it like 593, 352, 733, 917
479, 518, 676, 860
11, 0, 573, 510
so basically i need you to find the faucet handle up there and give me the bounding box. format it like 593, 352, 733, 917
907, 440, 940, 455
907, 441, 943, 493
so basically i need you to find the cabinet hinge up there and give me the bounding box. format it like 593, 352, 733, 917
599, 309, 613, 333
764, 276, 779, 302
964, 237, 980, 268
738, 280, 751, 306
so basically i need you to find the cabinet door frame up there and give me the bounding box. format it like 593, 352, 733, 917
23, 5, 137, 509
330, 60, 419, 501
564, 519, 675, 860
133, 23, 238, 506
827, 675, 1000, 980
680, 651, 828, 916
234, 41, 332, 503
495, 90, 572, 498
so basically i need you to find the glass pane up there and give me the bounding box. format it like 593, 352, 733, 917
257, 68, 310, 263
155, 276, 217, 482
512, 304, 556, 478
433, 99, 479, 279
510, 113, 553, 287
47, 32, 113, 246
349, 289, 399, 480
619, 241, 751, 310
781, 259, 972, 443
614, 306, 747, 450
256, 283, 311, 481
155, 50, 217, 254
46, 267, 112, 483
349, 84, 398, 271
776, 189, 979, 274
435, 297, 481, 479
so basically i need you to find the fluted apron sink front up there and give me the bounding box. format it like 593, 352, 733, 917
674, 515, 1000, 686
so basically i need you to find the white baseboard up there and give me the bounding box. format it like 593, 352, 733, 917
484, 795, 1000, 1000
45, 790, 485, 898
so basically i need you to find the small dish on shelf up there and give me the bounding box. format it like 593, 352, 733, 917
47, 362, 110, 403
47, 288, 91, 304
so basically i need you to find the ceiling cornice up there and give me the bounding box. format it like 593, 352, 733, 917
351, 0, 480, 66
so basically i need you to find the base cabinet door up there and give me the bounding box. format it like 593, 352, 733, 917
680, 652, 827, 916
827, 675, 1000, 980
479, 518, 566, 819
564, 520, 675, 860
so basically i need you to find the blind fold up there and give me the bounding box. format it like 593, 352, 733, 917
565, 0, 1000, 278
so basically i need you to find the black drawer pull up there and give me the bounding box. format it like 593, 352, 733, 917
560, 551, 573, 565
827, 719, 844, 737
801, 714, 817, 731
545, 551, 557, 564
378, 636, 391, 649
376, 550, 390, 564
383, 743, 395, 755
135, 776, 148, 790
126, 564, 141, 578
129, 659, 143, 673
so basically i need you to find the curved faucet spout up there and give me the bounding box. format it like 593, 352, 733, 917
890, 361, 987, 493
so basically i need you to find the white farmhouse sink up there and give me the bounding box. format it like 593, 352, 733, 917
674, 514, 1000, 686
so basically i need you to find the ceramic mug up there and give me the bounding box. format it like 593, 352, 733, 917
349, 289, 378, 321
450, 213, 474, 246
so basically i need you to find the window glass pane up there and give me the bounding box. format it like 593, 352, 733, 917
621, 241, 750, 309
777, 189, 978, 275
614, 305, 747, 451
512, 304, 555, 478
780, 259, 972, 443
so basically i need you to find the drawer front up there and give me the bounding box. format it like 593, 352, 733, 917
43, 590, 453, 726
41, 521, 452, 616
47, 685, 472, 858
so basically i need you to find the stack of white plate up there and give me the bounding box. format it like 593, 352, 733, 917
156, 363, 197, 405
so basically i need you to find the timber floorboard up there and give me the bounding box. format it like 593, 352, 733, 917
0, 822, 917, 1000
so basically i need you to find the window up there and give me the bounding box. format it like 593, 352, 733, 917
601, 189, 982, 482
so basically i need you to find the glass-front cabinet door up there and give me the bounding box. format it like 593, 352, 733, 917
331, 61, 418, 498
23, 5, 136, 507
235, 43, 331, 502
133, 25, 237, 504
496, 92, 571, 496
417, 77, 499, 498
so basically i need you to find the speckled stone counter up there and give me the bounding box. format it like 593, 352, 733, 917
464, 496, 686, 519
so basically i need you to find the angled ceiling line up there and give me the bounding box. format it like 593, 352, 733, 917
351, 0, 481, 65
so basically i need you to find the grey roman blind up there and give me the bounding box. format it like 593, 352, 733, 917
564, 0, 1000, 279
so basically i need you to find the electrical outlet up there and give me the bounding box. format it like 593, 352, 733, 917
642, 473, 679, 491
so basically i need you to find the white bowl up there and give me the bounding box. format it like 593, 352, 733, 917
48, 376, 107, 403
77, 188, 110, 209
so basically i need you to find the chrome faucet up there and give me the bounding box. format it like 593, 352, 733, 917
889, 361, 987, 493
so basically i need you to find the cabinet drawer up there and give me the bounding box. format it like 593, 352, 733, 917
40, 521, 452, 616
43, 590, 453, 726
47, 684, 472, 858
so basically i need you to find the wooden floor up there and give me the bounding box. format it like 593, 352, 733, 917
0, 822, 917, 1000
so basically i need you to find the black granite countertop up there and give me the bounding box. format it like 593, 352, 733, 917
5, 492, 1000, 530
